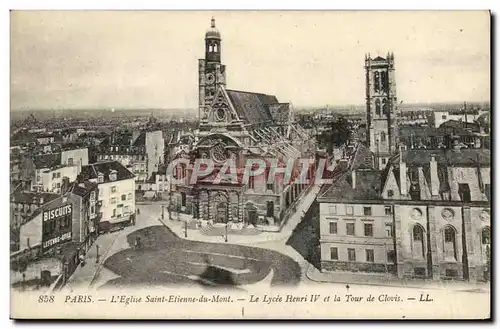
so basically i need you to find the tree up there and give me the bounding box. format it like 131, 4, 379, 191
319, 117, 352, 153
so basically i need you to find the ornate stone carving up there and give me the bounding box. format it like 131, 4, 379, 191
480, 209, 490, 222
441, 208, 454, 220
411, 208, 423, 220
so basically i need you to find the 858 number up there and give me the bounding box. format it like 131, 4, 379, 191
38, 295, 55, 303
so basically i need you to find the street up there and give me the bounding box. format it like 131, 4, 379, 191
101, 225, 301, 289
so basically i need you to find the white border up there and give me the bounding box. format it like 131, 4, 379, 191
2, 1, 498, 328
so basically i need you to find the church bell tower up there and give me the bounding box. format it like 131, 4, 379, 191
365, 53, 398, 169
198, 18, 227, 122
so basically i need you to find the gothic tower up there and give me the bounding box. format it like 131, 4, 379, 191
365, 52, 398, 169
198, 18, 227, 123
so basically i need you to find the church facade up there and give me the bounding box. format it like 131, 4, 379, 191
169, 19, 318, 229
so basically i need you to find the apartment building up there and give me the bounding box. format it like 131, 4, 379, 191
80, 161, 136, 231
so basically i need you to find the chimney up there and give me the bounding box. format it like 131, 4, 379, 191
39, 196, 44, 205
430, 155, 439, 197
400, 150, 407, 196
61, 176, 71, 194
351, 170, 356, 189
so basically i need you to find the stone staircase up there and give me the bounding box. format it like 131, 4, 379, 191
199, 223, 262, 236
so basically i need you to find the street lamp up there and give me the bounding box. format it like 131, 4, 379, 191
161, 204, 164, 220
224, 222, 228, 243
169, 180, 173, 220
95, 244, 100, 264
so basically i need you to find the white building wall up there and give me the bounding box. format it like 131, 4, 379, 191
61, 148, 89, 167
98, 178, 136, 222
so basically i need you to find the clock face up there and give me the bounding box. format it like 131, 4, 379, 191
206, 73, 215, 85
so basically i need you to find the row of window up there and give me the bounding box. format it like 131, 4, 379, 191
329, 247, 397, 263
329, 221, 393, 237
328, 205, 393, 216
110, 193, 133, 204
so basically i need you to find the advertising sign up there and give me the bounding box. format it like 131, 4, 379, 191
41, 204, 73, 251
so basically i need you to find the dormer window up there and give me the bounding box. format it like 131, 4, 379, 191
97, 172, 104, 183
109, 170, 118, 182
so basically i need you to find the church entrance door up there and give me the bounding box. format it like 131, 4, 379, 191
215, 202, 228, 223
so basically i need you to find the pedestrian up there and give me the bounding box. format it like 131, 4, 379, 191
135, 236, 142, 249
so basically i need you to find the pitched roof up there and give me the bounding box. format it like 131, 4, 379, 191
268, 103, 291, 124
226, 89, 277, 125
400, 149, 490, 167
69, 181, 98, 197
11, 191, 60, 204
319, 169, 383, 201
373, 56, 386, 62
81, 161, 135, 183
132, 132, 146, 147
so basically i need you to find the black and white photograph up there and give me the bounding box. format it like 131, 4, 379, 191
8, 10, 491, 319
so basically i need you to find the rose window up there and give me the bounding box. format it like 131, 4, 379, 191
211, 143, 228, 163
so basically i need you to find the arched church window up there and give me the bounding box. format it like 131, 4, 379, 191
482, 227, 491, 245
444, 225, 457, 260
381, 71, 388, 91
375, 99, 381, 116
381, 132, 386, 142
213, 44, 218, 52
374, 72, 380, 92
412, 224, 425, 258
382, 99, 389, 116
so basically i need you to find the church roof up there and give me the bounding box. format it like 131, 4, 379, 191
226, 89, 277, 125
268, 103, 291, 124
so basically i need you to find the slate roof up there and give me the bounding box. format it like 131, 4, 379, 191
226, 89, 277, 125
399, 125, 477, 138
132, 132, 146, 147
11, 191, 60, 204
32, 153, 61, 169
439, 120, 480, 131
268, 103, 291, 124
80, 161, 135, 183
319, 169, 384, 201
398, 149, 490, 167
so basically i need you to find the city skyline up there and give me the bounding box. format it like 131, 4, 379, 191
11, 11, 490, 111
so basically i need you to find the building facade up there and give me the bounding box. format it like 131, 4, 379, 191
18, 181, 100, 254
318, 144, 491, 282
80, 161, 136, 231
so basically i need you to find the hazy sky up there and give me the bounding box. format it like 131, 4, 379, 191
10, 11, 490, 111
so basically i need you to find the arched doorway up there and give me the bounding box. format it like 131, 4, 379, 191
215, 202, 228, 223
213, 192, 229, 224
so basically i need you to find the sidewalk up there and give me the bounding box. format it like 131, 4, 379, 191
64, 205, 165, 291
305, 263, 491, 293
159, 184, 322, 246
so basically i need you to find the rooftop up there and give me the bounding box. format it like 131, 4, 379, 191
81, 161, 135, 183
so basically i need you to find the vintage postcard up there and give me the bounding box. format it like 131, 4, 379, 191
9, 10, 491, 319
